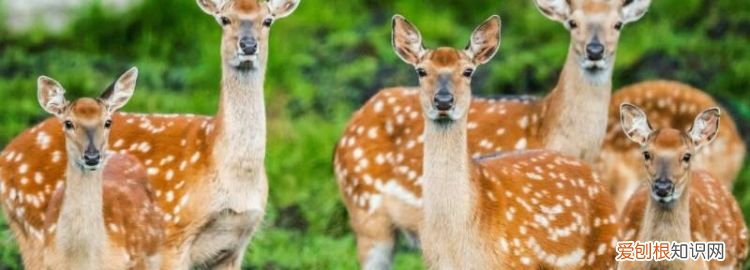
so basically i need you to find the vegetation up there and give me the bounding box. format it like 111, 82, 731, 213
0, 0, 748, 269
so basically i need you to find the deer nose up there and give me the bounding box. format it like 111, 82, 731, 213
434, 93, 454, 111
652, 179, 673, 198
586, 42, 605, 61
84, 145, 101, 166
238, 37, 258, 55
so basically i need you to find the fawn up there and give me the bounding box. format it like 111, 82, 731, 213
617, 103, 748, 269
36, 69, 164, 270
599, 81, 746, 212
388, 14, 618, 269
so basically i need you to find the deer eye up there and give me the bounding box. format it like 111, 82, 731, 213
262, 18, 274, 27
682, 153, 692, 163
64, 120, 74, 130
568, 20, 578, 29
220, 16, 231, 26
643, 151, 651, 161
614, 21, 623, 30
416, 68, 427, 77
104, 120, 112, 129
463, 68, 474, 77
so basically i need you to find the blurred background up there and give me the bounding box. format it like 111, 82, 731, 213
0, 0, 748, 269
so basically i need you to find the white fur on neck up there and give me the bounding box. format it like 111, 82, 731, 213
640, 181, 692, 269
421, 118, 487, 269
212, 64, 269, 212
541, 46, 613, 162
55, 160, 106, 269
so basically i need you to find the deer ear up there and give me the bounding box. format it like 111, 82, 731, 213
533, 0, 571, 23
100, 67, 138, 113
466, 15, 501, 65
37, 76, 68, 117
392, 15, 425, 65
197, 0, 220, 15
268, 0, 300, 18
620, 0, 651, 24
620, 103, 653, 146
688, 107, 720, 150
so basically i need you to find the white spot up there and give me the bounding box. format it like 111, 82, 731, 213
353, 148, 363, 159
18, 164, 28, 174
518, 116, 529, 128
147, 167, 159, 176
515, 138, 527, 150
373, 101, 384, 113
165, 191, 174, 202
112, 139, 125, 148
35, 132, 51, 150
165, 170, 174, 181
34, 172, 43, 184
190, 152, 201, 163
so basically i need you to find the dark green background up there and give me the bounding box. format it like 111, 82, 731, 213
0, 0, 748, 269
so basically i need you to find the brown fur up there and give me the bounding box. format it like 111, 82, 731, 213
598, 81, 746, 212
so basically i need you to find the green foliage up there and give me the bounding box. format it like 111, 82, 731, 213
0, 0, 748, 269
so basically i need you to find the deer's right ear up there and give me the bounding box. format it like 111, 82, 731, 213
533, 0, 571, 23
392, 15, 425, 65
100, 67, 138, 113
37, 76, 68, 117
197, 0, 220, 15
620, 103, 653, 146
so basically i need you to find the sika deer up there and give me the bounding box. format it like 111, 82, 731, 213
598, 81, 746, 212
36, 69, 164, 270
0, 0, 301, 269
617, 103, 748, 269
334, 0, 651, 268
390, 14, 618, 269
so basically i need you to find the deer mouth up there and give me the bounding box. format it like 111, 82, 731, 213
230, 54, 258, 70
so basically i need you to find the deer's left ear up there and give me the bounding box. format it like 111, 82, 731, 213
466, 15, 501, 65
100, 67, 138, 113
620, 0, 651, 24
268, 0, 300, 19
688, 107, 721, 150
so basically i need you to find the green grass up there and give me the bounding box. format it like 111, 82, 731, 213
0, 0, 748, 269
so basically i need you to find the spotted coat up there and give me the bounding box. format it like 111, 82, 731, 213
620, 171, 748, 269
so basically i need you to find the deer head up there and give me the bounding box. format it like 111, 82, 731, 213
620, 103, 720, 207
391, 14, 501, 124
197, 0, 300, 71
533, 0, 651, 79
37, 68, 138, 170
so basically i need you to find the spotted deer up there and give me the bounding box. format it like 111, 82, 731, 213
617, 103, 748, 269
333, 0, 650, 268
383, 15, 618, 269
598, 81, 746, 212
0, 0, 300, 269
34, 69, 164, 270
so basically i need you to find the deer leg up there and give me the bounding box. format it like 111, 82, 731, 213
189, 208, 263, 269
351, 207, 396, 270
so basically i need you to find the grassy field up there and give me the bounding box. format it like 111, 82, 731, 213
0, 0, 748, 269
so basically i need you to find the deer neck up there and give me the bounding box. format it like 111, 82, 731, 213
213, 59, 268, 178
640, 176, 692, 269
540, 45, 612, 162
422, 115, 484, 266
56, 160, 106, 268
